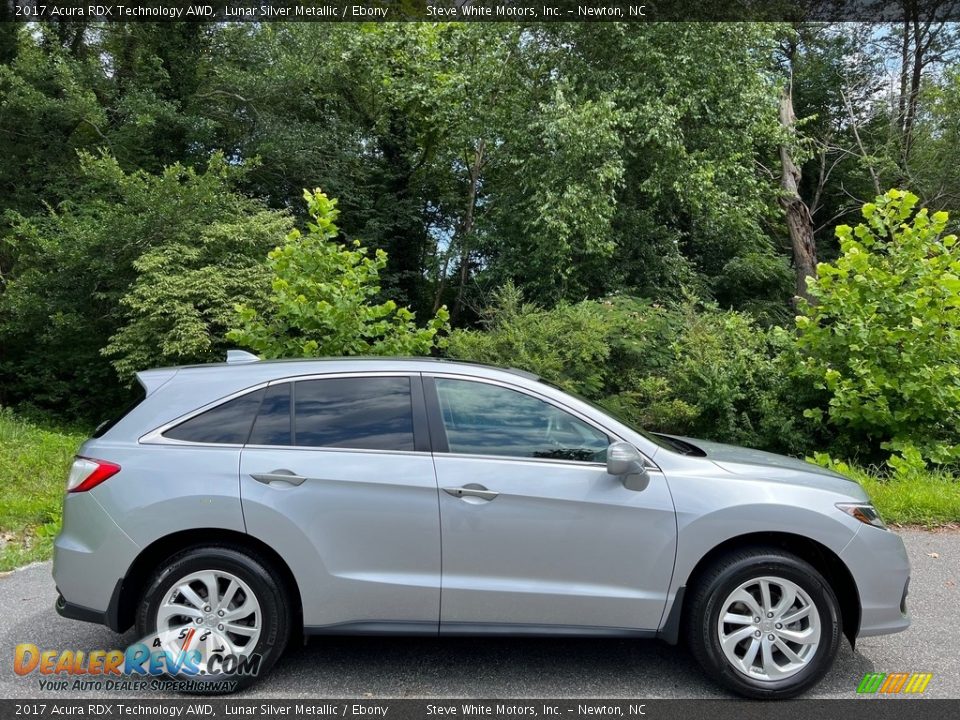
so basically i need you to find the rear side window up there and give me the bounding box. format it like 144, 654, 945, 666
163, 388, 265, 444
294, 377, 414, 451
248, 383, 291, 445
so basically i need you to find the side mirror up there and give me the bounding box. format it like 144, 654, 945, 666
606, 441, 651, 492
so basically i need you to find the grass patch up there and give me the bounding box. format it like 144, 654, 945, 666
810, 454, 960, 526
851, 470, 960, 527
0, 408, 85, 571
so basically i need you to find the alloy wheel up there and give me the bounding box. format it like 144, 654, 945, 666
716, 575, 821, 681
155, 569, 262, 666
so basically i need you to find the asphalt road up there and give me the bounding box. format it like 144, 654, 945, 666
0, 529, 957, 699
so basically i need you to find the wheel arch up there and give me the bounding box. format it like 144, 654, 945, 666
112, 528, 303, 639
668, 531, 860, 647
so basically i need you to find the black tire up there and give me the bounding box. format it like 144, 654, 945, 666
136, 545, 290, 694
685, 547, 842, 699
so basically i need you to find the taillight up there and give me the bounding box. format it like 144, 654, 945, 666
66, 457, 121, 493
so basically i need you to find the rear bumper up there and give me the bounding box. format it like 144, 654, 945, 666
52, 492, 139, 631
840, 524, 912, 637
55, 580, 124, 631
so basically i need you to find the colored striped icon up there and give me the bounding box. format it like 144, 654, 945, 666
857, 672, 933, 694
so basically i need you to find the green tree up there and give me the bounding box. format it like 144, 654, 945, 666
227, 189, 449, 359
0, 27, 105, 241
103, 201, 292, 380
0, 153, 286, 419
908, 67, 960, 212
484, 24, 788, 309
796, 190, 960, 464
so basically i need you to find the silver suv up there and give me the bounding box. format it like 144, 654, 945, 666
54, 353, 910, 698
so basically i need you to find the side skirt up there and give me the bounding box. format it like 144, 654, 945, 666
304, 621, 658, 639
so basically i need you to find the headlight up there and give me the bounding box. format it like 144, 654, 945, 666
836, 502, 887, 530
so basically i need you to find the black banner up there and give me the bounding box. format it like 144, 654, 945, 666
1, 700, 960, 720
6, 0, 960, 23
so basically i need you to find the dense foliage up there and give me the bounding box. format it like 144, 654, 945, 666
447, 287, 820, 457
0, 154, 289, 418
1, 21, 959, 474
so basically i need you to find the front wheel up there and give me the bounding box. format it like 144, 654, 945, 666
136, 545, 290, 694
685, 548, 842, 699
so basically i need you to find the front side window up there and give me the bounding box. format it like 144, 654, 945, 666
163, 388, 265, 444
434, 378, 609, 462
293, 376, 415, 451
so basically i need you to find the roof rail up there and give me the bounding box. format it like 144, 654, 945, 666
226, 349, 260, 364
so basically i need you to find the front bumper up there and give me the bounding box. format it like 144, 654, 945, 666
840, 523, 912, 637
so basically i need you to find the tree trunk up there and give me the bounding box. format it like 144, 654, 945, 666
436, 139, 485, 319
898, 15, 910, 134
902, 12, 925, 166
778, 84, 818, 306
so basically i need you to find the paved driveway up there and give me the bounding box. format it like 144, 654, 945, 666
0, 529, 956, 699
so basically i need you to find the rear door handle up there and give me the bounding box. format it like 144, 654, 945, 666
251, 469, 307, 487
442, 484, 499, 501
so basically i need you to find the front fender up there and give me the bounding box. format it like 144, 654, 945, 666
659, 472, 861, 632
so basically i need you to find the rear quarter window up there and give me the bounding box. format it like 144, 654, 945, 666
163, 388, 265, 444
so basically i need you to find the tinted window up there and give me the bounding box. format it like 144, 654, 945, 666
248, 383, 291, 445
163, 388, 265, 444
294, 377, 415, 451
435, 379, 609, 462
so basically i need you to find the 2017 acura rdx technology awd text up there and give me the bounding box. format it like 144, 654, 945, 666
53, 352, 910, 698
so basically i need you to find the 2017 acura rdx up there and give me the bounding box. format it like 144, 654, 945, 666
54, 353, 910, 698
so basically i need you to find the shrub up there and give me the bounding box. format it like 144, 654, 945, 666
104, 200, 292, 381
228, 189, 449, 358
796, 190, 960, 464
447, 287, 815, 455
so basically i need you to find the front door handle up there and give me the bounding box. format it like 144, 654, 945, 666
251, 469, 307, 487
442, 484, 499, 501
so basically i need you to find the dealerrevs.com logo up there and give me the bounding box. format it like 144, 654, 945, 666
857, 672, 933, 695
13, 627, 261, 693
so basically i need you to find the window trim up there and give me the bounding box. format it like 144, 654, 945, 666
423, 373, 656, 469
140, 372, 431, 454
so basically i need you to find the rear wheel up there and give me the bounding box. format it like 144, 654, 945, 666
685, 548, 842, 699
136, 545, 290, 694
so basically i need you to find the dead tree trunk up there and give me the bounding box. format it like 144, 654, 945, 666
778, 83, 818, 306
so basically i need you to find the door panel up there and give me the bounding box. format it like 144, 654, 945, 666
429, 377, 677, 632
241, 447, 441, 630
239, 374, 441, 631
436, 456, 676, 630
